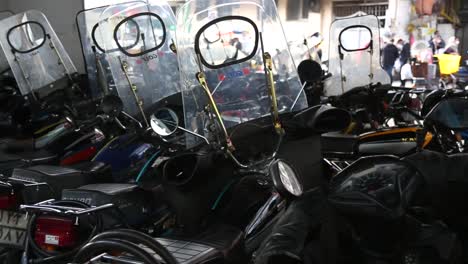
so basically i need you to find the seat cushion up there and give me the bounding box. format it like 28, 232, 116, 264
9, 164, 99, 197
0, 149, 58, 177
62, 183, 155, 227
160, 224, 245, 263
0, 138, 35, 152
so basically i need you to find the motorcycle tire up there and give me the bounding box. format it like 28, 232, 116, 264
89, 229, 177, 264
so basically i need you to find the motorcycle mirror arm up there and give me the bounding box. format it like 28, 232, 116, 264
114, 116, 127, 130
120, 111, 143, 129
176, 126, 210, 145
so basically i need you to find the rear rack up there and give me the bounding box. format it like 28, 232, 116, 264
20, 199, 114, 216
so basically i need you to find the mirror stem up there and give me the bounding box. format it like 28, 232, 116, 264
177, 126, 210, 145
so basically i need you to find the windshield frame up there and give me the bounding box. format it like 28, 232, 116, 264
194, 15, 259, 69
113, 11, 166, 57
6, 21, 47, 54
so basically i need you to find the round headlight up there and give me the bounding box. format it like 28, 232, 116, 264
273, 160, 303, 197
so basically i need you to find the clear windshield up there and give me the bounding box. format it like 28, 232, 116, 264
98, 0, 179, 122
0, 11, 14, 73
289, 34, 322, 66
76, 5, 112, 97
426, 98, 468, 130
176, 0, 307, 148
0, 10, 77, 97
325, 14, 390, 97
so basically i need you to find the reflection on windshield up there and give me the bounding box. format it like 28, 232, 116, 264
197, 18, 257, 68
98, 2, 180, 121
8, 22, 45, 52
115, 13, 166, 56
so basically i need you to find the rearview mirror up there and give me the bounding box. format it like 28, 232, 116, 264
150, 108, 179, 136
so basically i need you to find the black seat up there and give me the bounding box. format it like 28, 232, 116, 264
153, 224, 245, 263
9, 162, 111, 197
0, 138, 35, 152
0, 149, 58, 176
62, 183, 156, 227
358, 141, 416, 156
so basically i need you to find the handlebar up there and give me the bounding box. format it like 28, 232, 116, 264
72, 96, 103, 110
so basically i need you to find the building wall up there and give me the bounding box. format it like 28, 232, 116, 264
6, 0, 85, 73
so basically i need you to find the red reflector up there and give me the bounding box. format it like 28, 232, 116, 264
0, 193, 19, 210
34, 216, 78, 249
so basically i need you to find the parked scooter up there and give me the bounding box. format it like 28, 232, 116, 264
0, 10, 98, 138
34, 1, 348, 263
15, 1, 181, 262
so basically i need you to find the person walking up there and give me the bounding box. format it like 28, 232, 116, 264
397, 39, 411, 69
382, 39, 399, 82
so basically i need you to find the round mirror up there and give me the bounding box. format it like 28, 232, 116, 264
101, 94, 124, 117
339, 26, 372, 52
150, 108, 179, 136
7, 21, 46, 53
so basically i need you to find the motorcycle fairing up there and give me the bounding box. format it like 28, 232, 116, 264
176, 0, 308, 148
97, 0, 180, 121
324, 14, 390, 97
0, 10, 77, 97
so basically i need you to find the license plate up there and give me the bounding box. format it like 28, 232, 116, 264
0, 210, 29, 248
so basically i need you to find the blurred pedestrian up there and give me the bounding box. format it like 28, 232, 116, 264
444, 36, 460, 55
382, 38, 399, 82
429, 31, 445, 54
397, 39, 411, 70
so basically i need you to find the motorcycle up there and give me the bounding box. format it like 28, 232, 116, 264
255, 97, 468, 264
43, 0, 349, 263
0, 10, 97, 138
15, 1, 182, 262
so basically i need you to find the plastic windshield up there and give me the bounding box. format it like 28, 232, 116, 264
0, 10, 77, 97
98, 0, 179, 123
0, 10, 15, 73
426, 98, 468, 130
289, 34, 322, 66
76, 5, 112, 97
325, 14, 389, 97
177, 0, 307, 148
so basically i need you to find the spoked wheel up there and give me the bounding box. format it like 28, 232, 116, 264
73, 229, 178, 264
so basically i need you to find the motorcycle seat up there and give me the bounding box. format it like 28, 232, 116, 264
0, 149, 58, 177
62, 183, 155, 227
0, 138, 35, 152
9, 162, 111, 197
358, 141, 416, 156
153, 224, 245, 263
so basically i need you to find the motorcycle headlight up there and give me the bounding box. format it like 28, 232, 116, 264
271, 160, 303, 197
